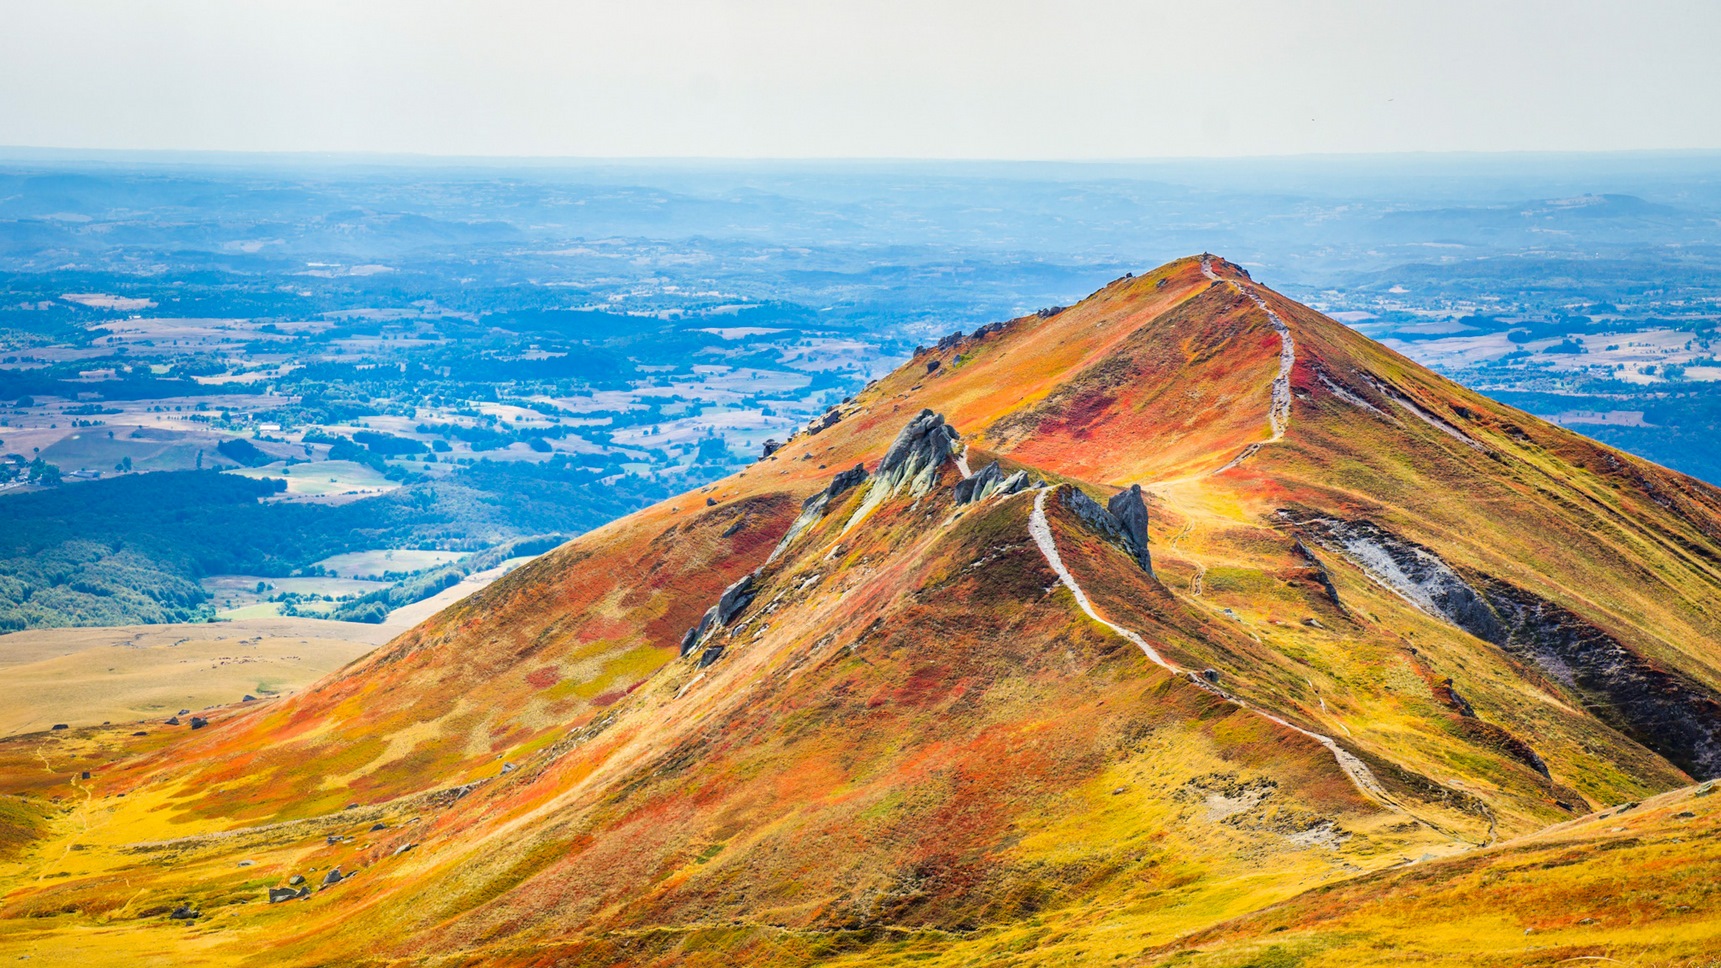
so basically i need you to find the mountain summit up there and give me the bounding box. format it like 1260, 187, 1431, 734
6, 256, 1721, 966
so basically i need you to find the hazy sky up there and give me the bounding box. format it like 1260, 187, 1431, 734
2, 0, 1718, 159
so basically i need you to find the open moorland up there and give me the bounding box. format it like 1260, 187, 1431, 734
1, 256, 1719, 965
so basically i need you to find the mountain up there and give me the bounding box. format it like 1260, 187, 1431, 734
4, 255, 1721, 966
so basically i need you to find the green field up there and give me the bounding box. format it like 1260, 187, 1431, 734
311, 548, 466, 578
226, 459, 399, 497
38, 428, 221, 476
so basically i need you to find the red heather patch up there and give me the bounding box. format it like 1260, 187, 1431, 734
526, 667, 561, 689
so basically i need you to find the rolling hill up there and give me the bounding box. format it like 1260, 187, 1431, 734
3, 255, 1720, 967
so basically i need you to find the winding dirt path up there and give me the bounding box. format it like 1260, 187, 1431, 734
1027, 488, 1396, 807
1201, 255, 1296, 463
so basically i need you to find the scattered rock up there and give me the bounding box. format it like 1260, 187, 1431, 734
179, 709, 190, 716
393, 842, 417, 856
370, 822, 388, 831
131, 731, 148, 736
1676, 810, 1696, 818
1036, 306, 1065, 318
322, 868, 344, 887
698, 645, 725, 669
501, 762, 516, 774
164, 716, 180, 726
268, 887, 299, 903
705, 497, 717, 507
189, 717, 208, 730
242, 694, 256, 702
925, 359, 941, 374
1201, 669, 1221, 684
720, 518, 744, 538
237, 859, 254, 867
760, 438, 781, 459
80, 771, 91, 780
936, 331, 965, 350
1697, 780, 1717, 797
327, 835, 342, 845
50, 724, 68, 731
288, 874, 305, 886
169, 905, 199, 920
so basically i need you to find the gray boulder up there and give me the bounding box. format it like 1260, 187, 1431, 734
268, 887, 299, 903
322, 868, 343, 887
715, 573, 757, 626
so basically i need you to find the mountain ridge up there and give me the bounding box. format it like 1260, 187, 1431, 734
4, 254, 1721, 966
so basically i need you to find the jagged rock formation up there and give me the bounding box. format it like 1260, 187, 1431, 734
877, 409, 961, 495
1107, 484, 1151, 572
1058, 484, 1152, 573
953, 460, 1029, 505
844, 410, 962, 531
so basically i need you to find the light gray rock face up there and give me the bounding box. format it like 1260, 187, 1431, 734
768, 464, 869, 563
1107, 484, 1152, 573
1058, 484, 1152, 573
1300, 514, 1721, 780
954, 461, 1032, 505
873, 409, 961, 498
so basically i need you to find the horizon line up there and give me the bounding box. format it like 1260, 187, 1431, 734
3, 144, 1721, 171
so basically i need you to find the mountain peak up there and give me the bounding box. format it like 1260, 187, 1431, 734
12, 255, 1721, 966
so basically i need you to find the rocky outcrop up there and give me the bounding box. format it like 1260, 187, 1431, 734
1062, 486, 1125, 542
716, 574, 757, 626
1057, 485, 1152, 573
680, 572, 759, 657
1107, 485, 1152, 573
876, 410, 961, 496
840, 410, 963, 533
953, 461, 1030, 505
767, 464, 868, 564
1298, 514, 1721, 780
1305, 518, 1502, 641
760, 439, 781, 459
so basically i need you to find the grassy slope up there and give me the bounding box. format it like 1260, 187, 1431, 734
2, 256, 1720, 964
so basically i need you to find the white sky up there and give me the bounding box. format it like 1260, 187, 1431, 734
1, 0, 1718, 159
